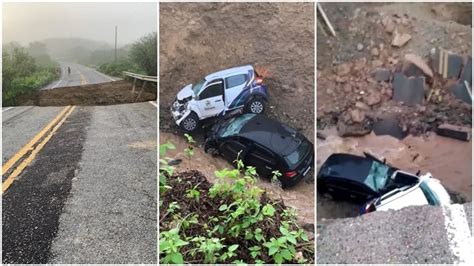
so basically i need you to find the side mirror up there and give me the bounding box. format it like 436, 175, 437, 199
415, 170, 421, 176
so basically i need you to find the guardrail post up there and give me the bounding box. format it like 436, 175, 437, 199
132, 78, 137, 93
135, 81, 147, 102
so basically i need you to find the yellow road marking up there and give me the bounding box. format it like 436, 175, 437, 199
2, 106, 76, 194
80, 73, 87, 85
2, 106, 72, 175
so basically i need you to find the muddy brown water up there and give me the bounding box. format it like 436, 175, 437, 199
317, 127, 472, 220
160, 132, 315, 226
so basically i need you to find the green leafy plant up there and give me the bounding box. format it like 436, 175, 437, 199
159, 142, 176, 194
159, 227, 188, 264
186, 184, 201, 201
159, 149, 313, 264
184, 133, 196, 159
271, 170, 282, 185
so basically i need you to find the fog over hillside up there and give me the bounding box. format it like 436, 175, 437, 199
2, 2, 156, 46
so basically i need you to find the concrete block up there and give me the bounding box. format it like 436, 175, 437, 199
462, 56, 472, 85
392, 72, 425, 106
452, 82, 472, 105
436, 124, 471, 141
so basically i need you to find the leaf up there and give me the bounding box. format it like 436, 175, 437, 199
159, 142, 175, 156
268, 246, 278, 256
175, 239, 189, 247
281, 249, 293, 260
274, 253, 283, 264
279, 226, 289, 236
287, 235, 297, 245
262, 204, 275, 216
170, 252, 184, 264
301, 232, 309, 242
219, 204, 228, 211
229, 244, 239, 252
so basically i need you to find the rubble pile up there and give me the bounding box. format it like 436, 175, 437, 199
318, 11, 471, 140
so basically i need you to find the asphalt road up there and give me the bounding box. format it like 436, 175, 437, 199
317, 203, 473, 264
2, 102, 157, 263
42, 62, 117, 89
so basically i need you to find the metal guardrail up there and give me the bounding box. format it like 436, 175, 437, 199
122, 71, 157, 95
122, 71, 157, 82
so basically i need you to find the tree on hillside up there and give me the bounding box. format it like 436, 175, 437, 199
129, 32, 157, 76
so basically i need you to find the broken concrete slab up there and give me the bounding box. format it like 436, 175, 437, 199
392, 72, 425, 106
373, 117, 408, 140
447, 53, 463, 79
452, 82, 472, 105
404, 54, 433, 78
402, 62, 427, 78
371, 68, 391, 82
462, 56, 472, 85
436, 124, 471, 141
431, 48, 464, 79
391, 30, 411, 47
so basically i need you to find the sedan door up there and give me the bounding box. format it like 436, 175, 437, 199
219, 139, 248, 164
196, 79, 225, 118
244, 144, 277, 178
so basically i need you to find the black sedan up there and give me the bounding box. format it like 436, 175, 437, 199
204, 114, 314, 188
317, 153, 413, 203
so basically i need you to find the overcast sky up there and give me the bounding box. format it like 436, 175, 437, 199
2, 2, 157, 46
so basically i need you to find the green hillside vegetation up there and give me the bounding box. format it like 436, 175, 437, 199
2, 43, 59, 105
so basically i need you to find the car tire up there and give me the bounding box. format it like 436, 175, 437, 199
205, 146, 220, 157
180, 112, 199, 133
271, 177, 284, 188
246, 97, 265, 114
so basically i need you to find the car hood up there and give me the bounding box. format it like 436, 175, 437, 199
177, 84, 194, 101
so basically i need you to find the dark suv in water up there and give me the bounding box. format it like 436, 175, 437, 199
204, 114, 313, 188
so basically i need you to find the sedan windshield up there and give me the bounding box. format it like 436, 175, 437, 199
364, 161, 391, 192
192, 79, 206, 95
218, 114, 256, 138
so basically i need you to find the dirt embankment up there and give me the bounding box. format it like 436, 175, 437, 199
14, 80, 157, 106
159, 2, 314, 141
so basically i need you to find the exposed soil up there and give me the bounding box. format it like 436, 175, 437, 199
160, 170, 314, 264
159, 2, 314, 141
317, 2, 472, 135
12, 80, 157, 106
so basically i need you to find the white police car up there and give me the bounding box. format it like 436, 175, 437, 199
361, 172, 451, 214
170, 65, 269, 132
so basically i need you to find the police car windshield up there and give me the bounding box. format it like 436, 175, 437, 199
192, 79, 206, 95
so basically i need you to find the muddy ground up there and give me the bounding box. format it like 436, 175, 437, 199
317, 2, 472, 220
159, 3, 315, 226
13, 80, 156, 106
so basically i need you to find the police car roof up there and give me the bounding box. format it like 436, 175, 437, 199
205, 65, 253, 81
